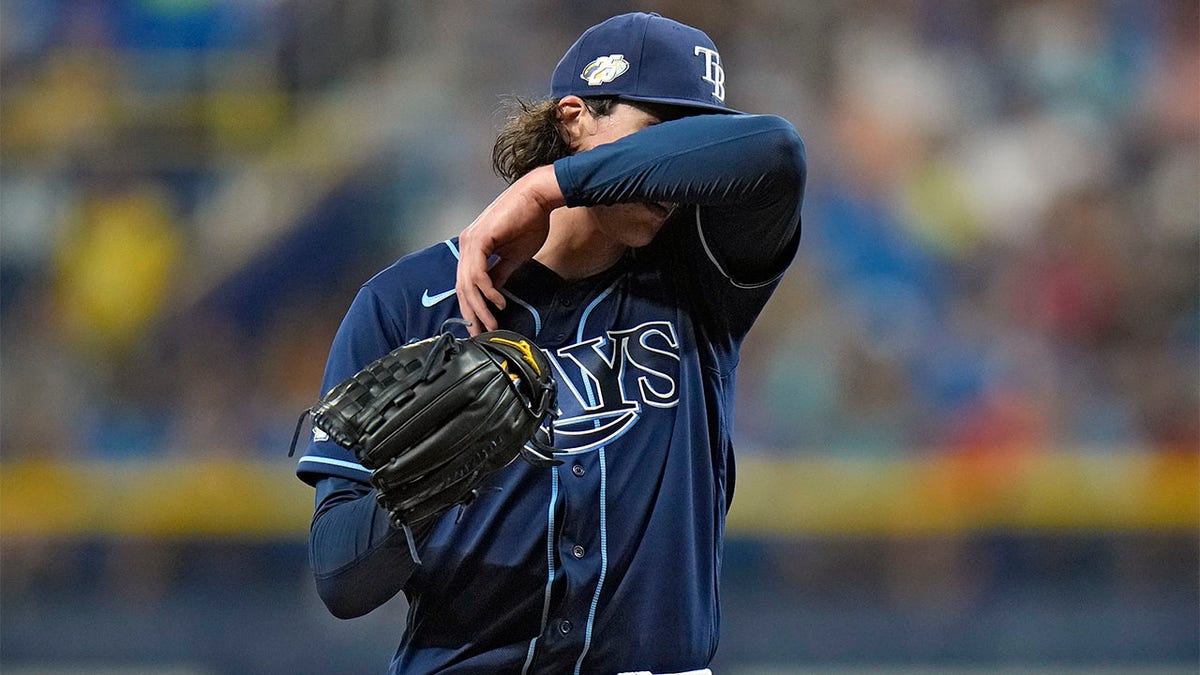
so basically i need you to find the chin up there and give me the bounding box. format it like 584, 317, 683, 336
600, 202, 674, 248
623, 224, 665, 247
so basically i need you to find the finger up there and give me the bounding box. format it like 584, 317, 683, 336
459, 280, 499, 336
456, 245, 487, 336
467, 260, 503, 331
478, 270, 507, 312
456, 279, 479, 336
466, 286, 498, 333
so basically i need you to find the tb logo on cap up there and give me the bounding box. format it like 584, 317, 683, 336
693, 46, 725, 102
581, 54, 630, 86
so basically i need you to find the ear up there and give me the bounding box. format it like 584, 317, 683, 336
556, 96, 594, 150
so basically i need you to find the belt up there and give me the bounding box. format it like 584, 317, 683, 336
619, 662, 710, 667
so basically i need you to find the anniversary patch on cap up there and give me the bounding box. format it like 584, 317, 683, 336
581, 54, 630, 86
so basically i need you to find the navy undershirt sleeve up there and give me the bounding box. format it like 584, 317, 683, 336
554, 113, 806, 285
309, 476, 432, 619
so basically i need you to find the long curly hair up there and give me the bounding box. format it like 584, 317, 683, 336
491, 97, 618, 184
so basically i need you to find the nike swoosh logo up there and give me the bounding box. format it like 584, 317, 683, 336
421, 288, 456, 307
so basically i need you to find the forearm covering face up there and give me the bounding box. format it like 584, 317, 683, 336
553, 113, 806, 284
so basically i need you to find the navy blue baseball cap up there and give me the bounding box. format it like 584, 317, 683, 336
551, 12, 740, 114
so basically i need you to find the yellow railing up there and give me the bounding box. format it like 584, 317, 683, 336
727, 448, 1199, 535
1, 449, 1196, 539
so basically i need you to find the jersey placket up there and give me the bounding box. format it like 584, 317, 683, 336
524, 281, 617, 674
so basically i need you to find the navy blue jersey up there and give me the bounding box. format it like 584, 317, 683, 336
298, 113, 805, 674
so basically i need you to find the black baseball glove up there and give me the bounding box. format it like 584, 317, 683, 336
292, 325, 559, 560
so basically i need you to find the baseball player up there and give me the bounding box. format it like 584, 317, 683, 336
297, 12, 806, 674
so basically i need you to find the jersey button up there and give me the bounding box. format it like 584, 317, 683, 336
559, 619, 573, 634
571, 464, 585, 477
572, 545, 585, 559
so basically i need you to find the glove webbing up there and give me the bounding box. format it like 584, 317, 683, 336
286, 332, 457, 459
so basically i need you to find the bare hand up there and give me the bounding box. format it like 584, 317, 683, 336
456, 166, 564, 335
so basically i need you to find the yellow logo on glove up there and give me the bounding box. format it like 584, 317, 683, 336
487, 336, 542, 376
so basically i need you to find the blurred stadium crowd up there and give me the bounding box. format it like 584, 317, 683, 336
1, 0, 1196, 464
0, 0, 1197, 671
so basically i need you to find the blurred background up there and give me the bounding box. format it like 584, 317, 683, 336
1, 0, 1197, 673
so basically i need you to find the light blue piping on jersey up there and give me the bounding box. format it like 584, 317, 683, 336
297, 456, 370, 475
693, 206, 785, 289
521, 468, 559, 675
502, 290, 542, 337
523, 277, 619, 672
573, 441, 609, 674
515, 284, 551, 672
442, 239, 460, 260
572, 278, 619, 673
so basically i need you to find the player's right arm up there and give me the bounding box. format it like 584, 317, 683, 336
555, 112, 806, 293
455, 112, 805, 335
300, 284, 427, 618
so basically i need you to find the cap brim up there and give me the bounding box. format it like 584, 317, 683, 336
610, 93, 744, 115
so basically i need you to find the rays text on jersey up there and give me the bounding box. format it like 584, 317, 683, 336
542, 320, 680, 454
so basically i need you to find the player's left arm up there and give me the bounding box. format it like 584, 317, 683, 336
309, 476, 432, 619
299, 278, 429, 618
